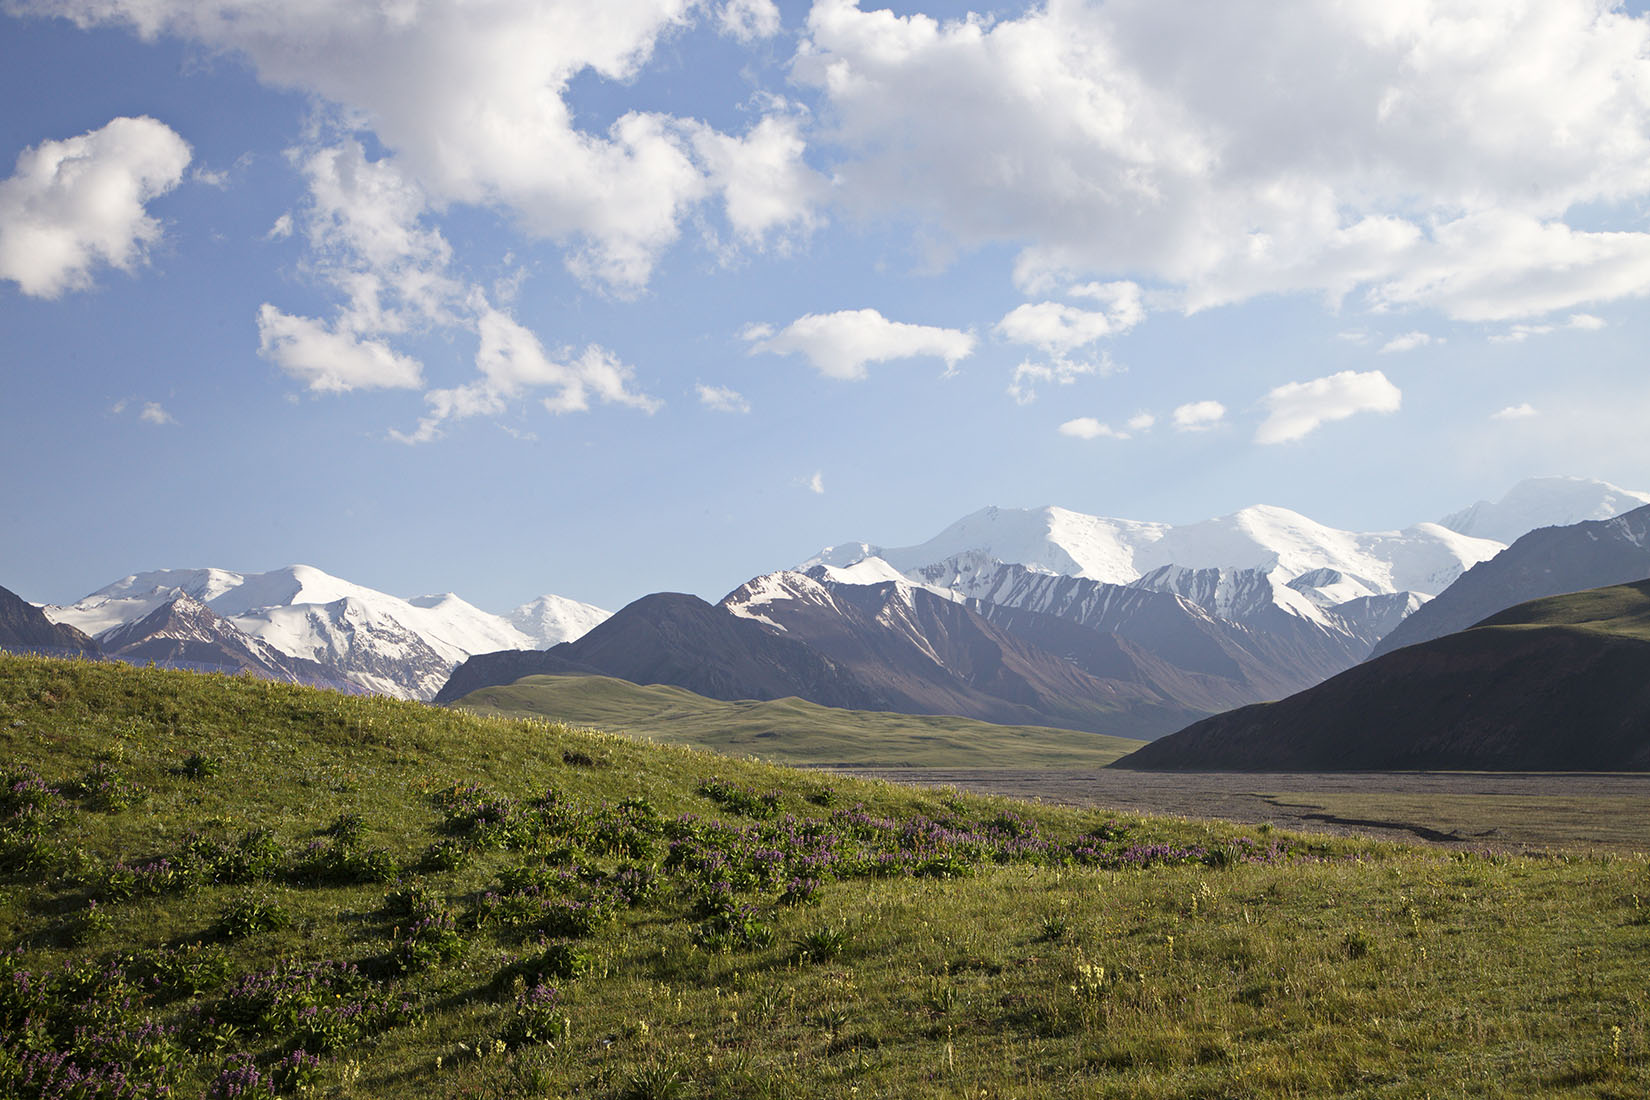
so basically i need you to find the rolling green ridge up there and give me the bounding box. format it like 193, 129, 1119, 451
1, 653, 1648, 1099
1477, 577, 1650, 639
1118, 579, 1650, 771
452, 673, 1145, 768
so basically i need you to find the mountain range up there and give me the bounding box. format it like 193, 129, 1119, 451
12, 476, 1648, 738
34, 566, 608, 700
438, 476, 1650, 739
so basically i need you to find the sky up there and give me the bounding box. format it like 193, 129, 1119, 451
4, 0, 1650, 615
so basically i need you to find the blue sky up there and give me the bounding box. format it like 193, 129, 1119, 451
4, 0, 1650, 614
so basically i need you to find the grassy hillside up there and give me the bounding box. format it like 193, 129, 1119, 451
0, 653, 1647, 1098
1118, 580, 1650, 771
453, 673, 1146, 768
1478, 577, 1650, 639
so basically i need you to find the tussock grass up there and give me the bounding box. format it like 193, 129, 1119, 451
0, 653, 1647, 1098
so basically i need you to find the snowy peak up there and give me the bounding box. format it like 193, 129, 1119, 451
810, 502, 1508, 603
506, 593, 611, 649
46, 564, 604, 701
1438, 476, 1650, 544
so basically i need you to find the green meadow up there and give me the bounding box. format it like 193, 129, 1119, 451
1, 653, 1647, 1099
452, 673, 1146, 768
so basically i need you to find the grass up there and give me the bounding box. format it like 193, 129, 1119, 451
0, 652, 1647, 1098
453, 673, 1147, 768
1480, 578, 1650, 641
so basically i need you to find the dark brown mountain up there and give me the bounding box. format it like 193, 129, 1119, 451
437, 575, 1204, 737
1369, 503, 1650, 658
0, 584, 100, 656
1114, 579, 1650, 771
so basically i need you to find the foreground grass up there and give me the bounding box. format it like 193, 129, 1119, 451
454, 673, 1147, 768
0, 654, 1647, 1099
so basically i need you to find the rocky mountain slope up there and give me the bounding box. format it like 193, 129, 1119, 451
43, 565, 608, 700
1114, 579, 1650, 771
0, 584, 99, 656
1370, 504, 1650, 658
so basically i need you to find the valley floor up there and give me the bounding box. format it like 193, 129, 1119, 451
833, 768, 1650, 854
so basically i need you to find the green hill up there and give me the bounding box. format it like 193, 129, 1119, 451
452, 673, 1146, 768
1, 653, 1648, 1098
1118, 579, 1650, 771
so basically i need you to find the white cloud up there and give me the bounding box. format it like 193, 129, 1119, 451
266, 213, 293, 240
1380, 331, 1435, 354
718, 0, 780, 42
1006, 354, 1114, 406
139, 401, 174, 425
794, 0, 1650, 322
1493, 312, 1609, 342
1172, 400, 1226, 432
1058, 417, 1127, 440
996, 282, 1144, 354
1492, 403, 1538, 421
746, 308, 975, 380
256, 304, 424, 393
807, 471, 825, 494
31, 0, 813, 295
696, 383, 750, 413
1255, 369, 1401, 444
394, 307, 658, 443
688, 113, 824, 248
1126, 412, 1156, 432
0, 116, 190, 298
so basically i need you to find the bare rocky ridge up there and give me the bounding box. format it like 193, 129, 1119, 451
1369, 503, 1650, 658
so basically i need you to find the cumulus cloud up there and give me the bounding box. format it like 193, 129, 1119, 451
28, 0, 815, 294
139, 402, 174, 425
1492, 403, 1538, 420
393, 307, 657, 443
0, 116, 191, 298
1058, 417, 1128, 440
996, 281, 1144, 354
1172, 401, 1226, 432
745, 308, 975, 380
1380, 332, 1435, 354
1255, 369, 1401, 444
718, 0, 780, 42
688, 113, 825, 247
696, 383, 750, 413
806, 471, 825, 494
1126, 412, 1156, 432
794, 0, 1650, 322
256, 305, 424, 393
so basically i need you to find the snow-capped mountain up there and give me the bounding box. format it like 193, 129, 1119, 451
507, 594, 614, 649
1437, 476, 1650, 545
810, 503, 1503, 600
44, 565, 608, 700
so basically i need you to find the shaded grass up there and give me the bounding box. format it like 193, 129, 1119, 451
0, 653, 1647, 1099
455, 673, 1146, 768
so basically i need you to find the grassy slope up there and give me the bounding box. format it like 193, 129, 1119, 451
0, 653, 1645, 1099
1478, 577, 1650, 639
453, 673, 1146, 768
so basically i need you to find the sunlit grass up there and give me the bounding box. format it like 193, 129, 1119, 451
1, 653, 1647, 1098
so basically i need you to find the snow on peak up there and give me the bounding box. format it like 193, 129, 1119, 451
46, 564, 602, 700
506, 594, 610, 648
807, 500, 1508, 602
1438, 476, 1650, 545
